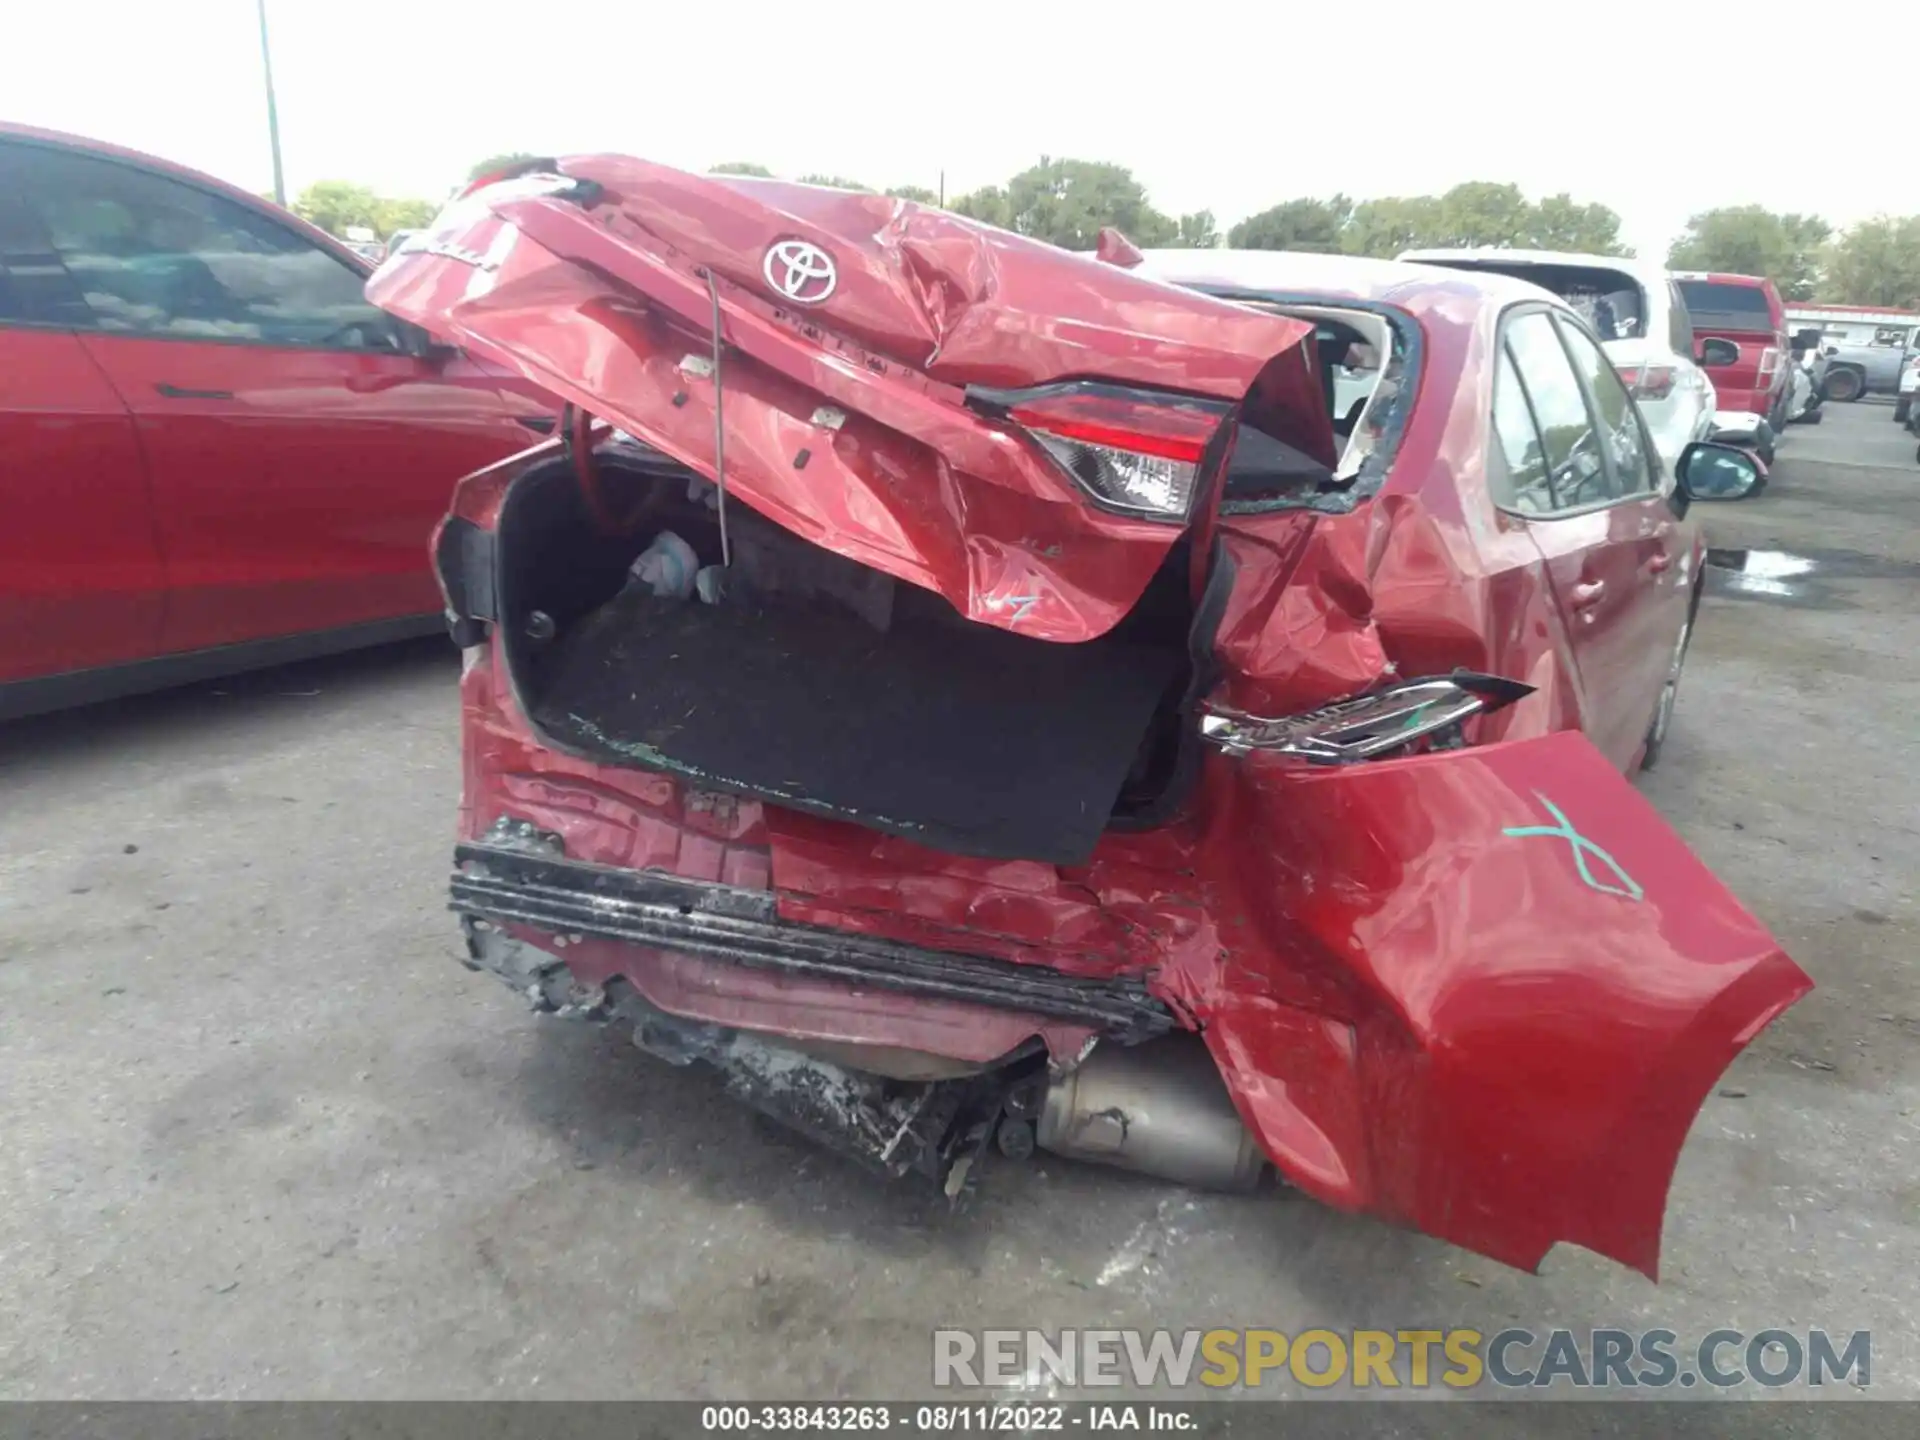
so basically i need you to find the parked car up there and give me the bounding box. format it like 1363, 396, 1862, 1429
1785, 303, 1920, 402
0, 123, 558, 720
1673, 272, 1793, 426
370, 162, 1809, 1279
1397, 248, 1716, 477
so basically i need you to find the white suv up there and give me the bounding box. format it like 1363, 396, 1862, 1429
1397, 248, 1717, 479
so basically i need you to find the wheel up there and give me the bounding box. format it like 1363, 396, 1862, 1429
1896, 398, 1911, 423
1824, 367, 1864, 402
1641, 601, 1695, 771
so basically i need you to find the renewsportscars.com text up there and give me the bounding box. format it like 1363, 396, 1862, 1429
932, 1327, 1871, 1390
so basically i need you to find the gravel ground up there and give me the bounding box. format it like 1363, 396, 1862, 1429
1, 400, 1915, 1417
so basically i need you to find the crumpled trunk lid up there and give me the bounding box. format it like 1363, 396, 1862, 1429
368, 159, 1323, 643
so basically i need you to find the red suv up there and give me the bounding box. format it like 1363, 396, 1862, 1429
1673, 271, 1792, 426
0, 124, 554, 719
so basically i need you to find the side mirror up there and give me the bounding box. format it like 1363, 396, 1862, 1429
1698, 337, 1739, 367
1675, 441, 1762, 502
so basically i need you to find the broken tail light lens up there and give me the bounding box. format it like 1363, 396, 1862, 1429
1758, 346, 1780, 381
1201, 673, 1534, 763
966, 382, 1232, 521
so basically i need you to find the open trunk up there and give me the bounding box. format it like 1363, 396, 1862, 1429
491, 443, 1229, 863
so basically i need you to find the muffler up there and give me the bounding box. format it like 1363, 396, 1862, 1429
1037, 1036, 1267, 1192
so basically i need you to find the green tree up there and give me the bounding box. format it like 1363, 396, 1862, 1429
291, 181, 437, 240
950, 185, 1013, 229
710, 161, 775, 177
467, 152, 542, 182
1228, 196, 1353, 252
1172, 211, 1221, 249
291, 181, 385, 236
887, 185, 940, 205
1667, 206, 1831, 300
1527, 192, 1631, 255
998, 157, 1177, 249
1340, 195, 1445, 257
1824, 216, 1920, 307
796, 174, 871, 191
374, 197, 436, 234
1429, 181, 1534, 248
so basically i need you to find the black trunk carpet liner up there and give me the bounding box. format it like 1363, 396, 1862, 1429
529, 586, 1183, 864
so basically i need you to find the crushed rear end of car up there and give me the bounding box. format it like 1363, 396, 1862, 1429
371, 162, 1811, 1278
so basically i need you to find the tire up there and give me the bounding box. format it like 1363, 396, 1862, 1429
1825, 367, 1864, 403
1897, 398, 1912, 424
1641, 601, 1695, 771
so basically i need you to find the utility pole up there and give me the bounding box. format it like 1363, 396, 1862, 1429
256, 0, 286, 206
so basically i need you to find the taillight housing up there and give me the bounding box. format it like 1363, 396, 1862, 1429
1619, 364, 1676, 401
965, 381, 1233, 520
1757, 346, 1780, 381
1201, 673, 1536, 763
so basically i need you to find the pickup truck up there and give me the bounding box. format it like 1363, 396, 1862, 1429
1783, 303, 1920, 402
1674, 272, 1792, 427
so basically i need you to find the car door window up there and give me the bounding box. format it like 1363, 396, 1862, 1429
1490, 345, 1556, 514
1504, 310, 1616, 509
1552, 316, 1657, 495
7, 142, 403, 352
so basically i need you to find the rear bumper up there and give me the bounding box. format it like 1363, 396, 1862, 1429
452, 832, 1176, 1042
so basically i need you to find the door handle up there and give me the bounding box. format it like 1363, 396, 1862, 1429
155, 383, 235, 400
1569, 580, 1607, 609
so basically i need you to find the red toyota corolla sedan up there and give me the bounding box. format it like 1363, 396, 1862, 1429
367, 159, 1810, 1278
0, 124, 553, 719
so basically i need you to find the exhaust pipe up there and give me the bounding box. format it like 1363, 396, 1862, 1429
1037, 1036, 1267, 1192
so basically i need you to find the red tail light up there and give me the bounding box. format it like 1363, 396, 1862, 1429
967, 382, 1232, 520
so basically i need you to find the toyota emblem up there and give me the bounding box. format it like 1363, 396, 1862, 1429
763, 239, 837, 305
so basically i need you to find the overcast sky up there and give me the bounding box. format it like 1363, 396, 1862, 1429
7, 0, 1911, 260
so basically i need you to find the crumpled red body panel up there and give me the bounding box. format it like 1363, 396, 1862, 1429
369, 164, 1316, 642
401, 160, 1810, 1279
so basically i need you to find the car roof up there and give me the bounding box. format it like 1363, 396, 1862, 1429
1137, 247, 1560, 308
0, 119, 369, 271
1399, 245, 1659, 278
1671, 270, 1776, 288
1134, 247, 1578, 366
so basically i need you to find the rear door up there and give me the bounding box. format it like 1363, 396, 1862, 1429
1491, 307, 1685, 769
5, 139, 541, 656
0, 147, 164, 685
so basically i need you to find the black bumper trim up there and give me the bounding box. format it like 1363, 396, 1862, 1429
450, 843, 1175, 1040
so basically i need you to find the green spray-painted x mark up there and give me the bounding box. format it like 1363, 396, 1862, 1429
1502, 791, 1644, 901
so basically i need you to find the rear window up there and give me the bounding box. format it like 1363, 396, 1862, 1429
1424, 260, 1647, 342
1676, 280, 1775, 332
